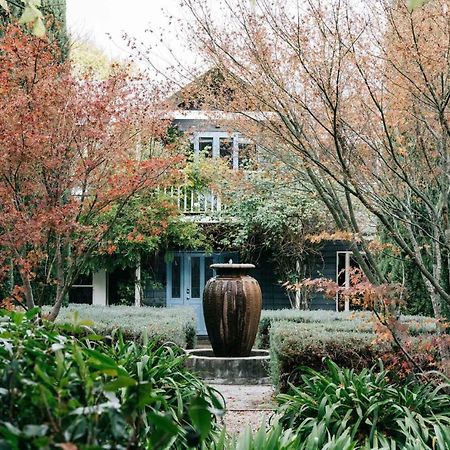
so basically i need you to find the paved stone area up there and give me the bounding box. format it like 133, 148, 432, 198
211, 384, 276, 435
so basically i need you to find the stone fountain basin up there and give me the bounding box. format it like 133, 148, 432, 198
185, 348, 271, 385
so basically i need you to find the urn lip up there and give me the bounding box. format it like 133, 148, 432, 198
210, 263, 255, 270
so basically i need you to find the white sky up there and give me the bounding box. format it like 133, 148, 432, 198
66, 0, 189, 65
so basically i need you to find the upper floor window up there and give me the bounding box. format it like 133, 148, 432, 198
238, 142, 258, 170
193, 132, 259, 170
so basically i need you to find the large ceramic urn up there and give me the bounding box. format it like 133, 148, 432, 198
203, 263, 262, 357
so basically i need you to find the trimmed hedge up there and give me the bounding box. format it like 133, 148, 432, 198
269, 320, 387, 392
50, 305, 197, 349
258, 309, 439, 349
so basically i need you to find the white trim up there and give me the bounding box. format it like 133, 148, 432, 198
336, 251, 352, 312
168, 110, 272, 121
92, 270, 107, 306
135, 262, 141, 307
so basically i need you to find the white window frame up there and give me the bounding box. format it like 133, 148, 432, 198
336, 251, 352, 312
192, 131, 247, 170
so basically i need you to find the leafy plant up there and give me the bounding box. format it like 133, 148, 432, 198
211, 420, 358, 450
219, 172, 332, 307
0, 308, 223, 449
277, 359, 450, 448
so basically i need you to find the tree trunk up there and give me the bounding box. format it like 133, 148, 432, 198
423, 277, 450, 374
48, 238, 65, 321
22, 275, 35, 310
13, 248, 35, 309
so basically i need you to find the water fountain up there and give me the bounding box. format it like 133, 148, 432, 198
186, 262, 270, 384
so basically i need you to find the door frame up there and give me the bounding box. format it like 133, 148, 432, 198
166, 250, 238, 334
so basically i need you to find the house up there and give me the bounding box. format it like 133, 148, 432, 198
69, 71, 358, 333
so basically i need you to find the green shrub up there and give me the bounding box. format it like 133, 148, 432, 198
277, 359, 450, 449
258, 309, 441, 349
257, 310, 373, 349
51, 304, 197, 349
0, 309, 223, 449
214, 421, 355, 450
269, 321, 381, 392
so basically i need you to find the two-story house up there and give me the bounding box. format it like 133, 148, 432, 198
69, 72, 358, 334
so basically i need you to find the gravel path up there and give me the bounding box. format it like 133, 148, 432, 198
211, 384, 276, 435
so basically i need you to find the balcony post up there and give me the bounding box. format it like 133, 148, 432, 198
232, 133, 239, 170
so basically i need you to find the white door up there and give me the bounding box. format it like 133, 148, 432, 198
166, 252, 213, 335
166, 252, 236, 335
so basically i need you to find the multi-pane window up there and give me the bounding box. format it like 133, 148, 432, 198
193, 133, 260, 170
219, 137, 234, 167
238, 142, 257, 170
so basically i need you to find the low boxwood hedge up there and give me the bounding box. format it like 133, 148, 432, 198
258, 309, 439, 349
269, 320, 387, 392
50, 305, 197, 349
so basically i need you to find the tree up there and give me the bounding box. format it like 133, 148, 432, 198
0, 26, 180, 319
0, 0, 68, 55
219, 169, 333, 308
177, 0, 450, 366
70, 39, 133, 80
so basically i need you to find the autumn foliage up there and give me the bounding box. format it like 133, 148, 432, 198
0, 26, 180, 319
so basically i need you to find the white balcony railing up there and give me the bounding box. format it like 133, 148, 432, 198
158, 186, 222, 215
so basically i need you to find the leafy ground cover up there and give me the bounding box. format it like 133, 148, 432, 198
0, 308, 222, 449
1, 308, 449, 449
49, 305, 197, 349
276, 359, 450, 449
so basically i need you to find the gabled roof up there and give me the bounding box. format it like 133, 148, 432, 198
170, 68, 236, 111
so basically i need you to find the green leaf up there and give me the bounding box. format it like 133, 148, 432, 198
23, 424, 49, 438
188, 396, 212, 441
104, 376, 138, 391
148, 412, 179, 447
25, 307, 40, 320
84, 348, 117, 367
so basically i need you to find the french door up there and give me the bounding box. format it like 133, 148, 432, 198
166, 252, 236, 335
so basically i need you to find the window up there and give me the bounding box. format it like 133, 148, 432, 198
171, 256, 181, 298
238, 142, 257, 169
191, 256, 201, 298
198, 137, 213, 158
70, 273, 93, 304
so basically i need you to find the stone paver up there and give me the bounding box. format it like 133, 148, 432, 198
211, 384, 276, 434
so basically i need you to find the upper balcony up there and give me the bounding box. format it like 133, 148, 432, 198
163, 112, 264, 220
158, 185, 223, 219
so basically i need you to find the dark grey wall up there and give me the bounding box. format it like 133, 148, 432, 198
309, 241, 352, 310
249, 263, 292, 310
142, 242, 352, 310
